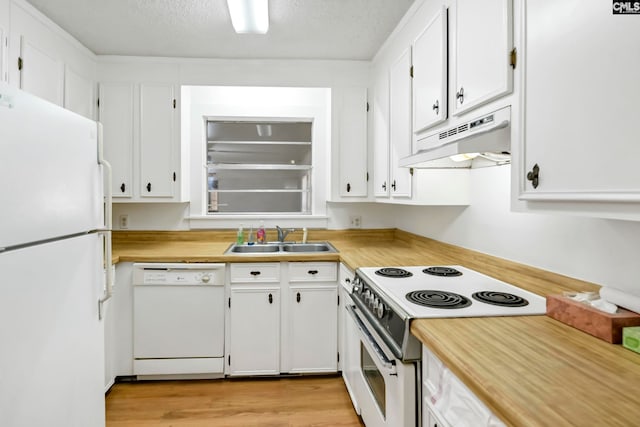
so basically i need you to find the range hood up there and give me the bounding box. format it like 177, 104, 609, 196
400, 106, 511, 169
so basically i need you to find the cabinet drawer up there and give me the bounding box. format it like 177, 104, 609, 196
230, 263, 280, 283
289, 262, 337, 282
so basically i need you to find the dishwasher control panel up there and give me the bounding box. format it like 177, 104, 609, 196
133, 263, 225, 286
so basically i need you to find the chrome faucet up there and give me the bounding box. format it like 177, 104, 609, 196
276, 226, 295, 242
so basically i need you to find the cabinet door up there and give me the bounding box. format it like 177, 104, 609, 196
0, 27, 6, 83
389, 47, 413, 198
64, 65, 94, 119
373, 74, 390, 198
338, 87, 368, 197
140, 83, 175, 198
99, 83, 134, 198
286, 286, 337, 373
519, 0, 640, 205
19, 36, 63, 106
413, 6, 448, 134
452, 0, 513, 116
228, 288, 280, 376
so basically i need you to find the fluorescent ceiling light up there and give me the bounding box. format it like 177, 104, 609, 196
227, 0, 269, 34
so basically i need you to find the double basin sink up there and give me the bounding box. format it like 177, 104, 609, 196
225, 241, 338, 254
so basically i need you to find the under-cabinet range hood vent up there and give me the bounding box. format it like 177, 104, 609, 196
400, 106, 511, 169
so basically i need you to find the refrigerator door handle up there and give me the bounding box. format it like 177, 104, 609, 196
97, 122, 113, 319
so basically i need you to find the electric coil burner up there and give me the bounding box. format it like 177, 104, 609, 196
406, 290, 471, 309
472, 291, 529, 307
350, 265, 547, 361
422, 266, 463, 277
375, 267, 413, 278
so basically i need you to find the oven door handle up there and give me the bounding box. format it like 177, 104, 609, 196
347, 305, 397, 375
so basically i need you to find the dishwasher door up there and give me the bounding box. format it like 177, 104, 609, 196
132, 263, 225, 377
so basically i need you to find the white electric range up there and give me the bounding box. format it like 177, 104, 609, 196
346, 265, 546, 427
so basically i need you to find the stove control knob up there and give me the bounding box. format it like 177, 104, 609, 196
372, 297, 379, 309
353, 284, 361, 294
376, 302, 386, 319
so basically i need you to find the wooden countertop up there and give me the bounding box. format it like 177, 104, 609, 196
112, 228, 640, 426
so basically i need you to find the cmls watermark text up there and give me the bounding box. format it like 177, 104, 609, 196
613, 1, 640, 14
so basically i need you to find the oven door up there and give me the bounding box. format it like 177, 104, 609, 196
347, 304, 416, 427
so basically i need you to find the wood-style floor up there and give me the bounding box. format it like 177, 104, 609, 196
106, 375, 364, 426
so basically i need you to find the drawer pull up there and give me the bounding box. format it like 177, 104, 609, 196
268, 293, 273, 304
296, 292, 301, 303
250, 271, 261, 276
308, 270, 319, 275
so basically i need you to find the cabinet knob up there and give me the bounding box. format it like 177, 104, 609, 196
146, 182, 151, 192
382, 181, 386, 191
120, 183, 126, 193
346, 183, 351, 193
391, 180, 397, 191
296, 292, 301, 303
456, 87, 465, 104
268, 293, 273, 304
432, 99, 439, 114
250, 271, 261, 276
526, 163, 540, 189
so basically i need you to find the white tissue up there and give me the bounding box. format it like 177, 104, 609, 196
589, 298, 618, 314
600, 286, 640, 314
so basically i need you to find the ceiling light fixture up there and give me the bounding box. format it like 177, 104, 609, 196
227, 0, 269, 34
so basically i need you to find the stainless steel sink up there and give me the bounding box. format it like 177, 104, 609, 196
282, 243, 333, 252
225, 241, 337, 254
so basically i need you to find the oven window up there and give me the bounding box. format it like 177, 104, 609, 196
361, 342, 386, 418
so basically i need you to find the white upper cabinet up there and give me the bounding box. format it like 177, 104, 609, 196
139, 83, 176, 198
99, 83, 134, 198
451, 0, 513, 116
389, 47, 413, 198
373, 74, 390, 198
337, 87, 368, 198
413, 6, 448, 134
64, 65, 94, 119
516, 0, 640, 220
18, 36, 63, 106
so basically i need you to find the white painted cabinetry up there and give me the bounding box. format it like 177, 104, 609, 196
227, 263, 281, 376
227, 262, 338, 376
99, 83, 134, 198
372, 74, 390, 198
283, 262, 338, 373
422, 345, 505, 427
99, 82, 181, 202
516, 0, 640, 221
451, 0, 513, 116
18, 36, 64, 106
413, 6, 448, 134
389, 47, 413, 198
64, 65, 94, 119
337, 87, 368, 198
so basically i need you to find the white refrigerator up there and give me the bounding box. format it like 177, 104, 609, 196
0, 83, 111, 426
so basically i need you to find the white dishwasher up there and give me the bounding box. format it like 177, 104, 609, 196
133, 263, 225, 379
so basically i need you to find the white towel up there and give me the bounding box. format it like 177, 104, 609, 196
600, 286, 640, 315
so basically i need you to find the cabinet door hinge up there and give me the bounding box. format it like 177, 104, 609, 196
97, 97, 100, 108
510, 48, 517, 69
366, 172, 369, 182
337, 295, 340, 306
173, 99, 176, 109
17, 57, 23, 71
409, 167, 414, 176
228, 297, 231, 308
410, 65, 414, 78
172, 171, 176, 182
228, 355, 231, 365
337, 352, 340, 363
366, 102, 369, 112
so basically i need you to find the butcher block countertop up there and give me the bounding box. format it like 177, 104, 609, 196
113, 229, 640, 426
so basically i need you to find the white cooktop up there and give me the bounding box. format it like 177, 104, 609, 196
358, 265, 547, 318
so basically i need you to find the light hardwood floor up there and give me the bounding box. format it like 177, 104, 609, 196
106, 375, 364, 426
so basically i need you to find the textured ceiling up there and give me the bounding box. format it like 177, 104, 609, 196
26, 0, 414, 60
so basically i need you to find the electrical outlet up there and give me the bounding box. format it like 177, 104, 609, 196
350, 215, 362, 228
119, 214, 129, 229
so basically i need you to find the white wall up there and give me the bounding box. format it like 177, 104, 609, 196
391, 165, 640, 293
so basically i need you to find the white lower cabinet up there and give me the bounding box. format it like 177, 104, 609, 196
228, 287, 280, 376
227, 262, 338, 376
422, 345, 505, 427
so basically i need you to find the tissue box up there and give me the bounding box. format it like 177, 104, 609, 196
623, 327, 640, 354
546, 295, 640, 344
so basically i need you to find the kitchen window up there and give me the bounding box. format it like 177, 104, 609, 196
206, 120, 313, 214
